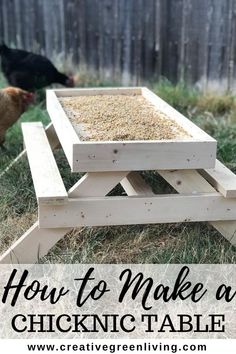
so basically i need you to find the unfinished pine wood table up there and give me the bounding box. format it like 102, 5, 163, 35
1, 87, 236, 264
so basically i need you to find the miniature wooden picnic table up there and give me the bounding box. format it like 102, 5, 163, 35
1, 87, 236, 264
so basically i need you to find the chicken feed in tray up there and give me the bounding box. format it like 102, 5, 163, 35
59, 94, 191, 141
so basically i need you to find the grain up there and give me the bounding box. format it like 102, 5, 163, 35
59, 94, 190, 141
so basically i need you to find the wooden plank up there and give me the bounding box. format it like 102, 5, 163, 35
153, 0, 162, 80
158, 169, 236, 244
39, 192, 236, 228
112, 0, 121, 81
45, 122, 61, 150
46, 90, 80, 169
163, 0, 182, 81
142, 0, 156, 80
70, 171, 129, 197
184, 0, 200, 84
22, 122, 68, 205
121, 172, 154, 196
72, 140, 216, 172
131, 0, 143, 84
207, 0, 226, 84
230, 0, 236, 89
102, 0, 115, 81
200, 160, 236, 198
0, 171, 128, 264
121, 0, 132, 84
77, 0, 86, 66
179, 0, 187, 82
158, 169, 217, 194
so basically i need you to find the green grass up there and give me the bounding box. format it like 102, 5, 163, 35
152, 79, 199, 114
0, 78, 236, 264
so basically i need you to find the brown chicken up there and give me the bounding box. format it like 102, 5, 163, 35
0, 87, 34, 146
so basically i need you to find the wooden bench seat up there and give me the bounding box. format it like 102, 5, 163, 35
201, 160, 236, 198
22, 122, 68, 205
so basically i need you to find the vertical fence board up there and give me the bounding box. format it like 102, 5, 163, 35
0, 0, 236, 89
0, 1, 4, 43
208, 0, 226, 84
112, 0, 120, 81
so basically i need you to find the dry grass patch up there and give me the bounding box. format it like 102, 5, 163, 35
196, 94, 235, 116
0, 212, 37, 253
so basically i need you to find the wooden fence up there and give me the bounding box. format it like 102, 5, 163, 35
0, 0, 236, 89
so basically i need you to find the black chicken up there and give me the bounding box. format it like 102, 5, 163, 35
0, 43, 74, 91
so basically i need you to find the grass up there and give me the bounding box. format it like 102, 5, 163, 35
0, 78, 236, 264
